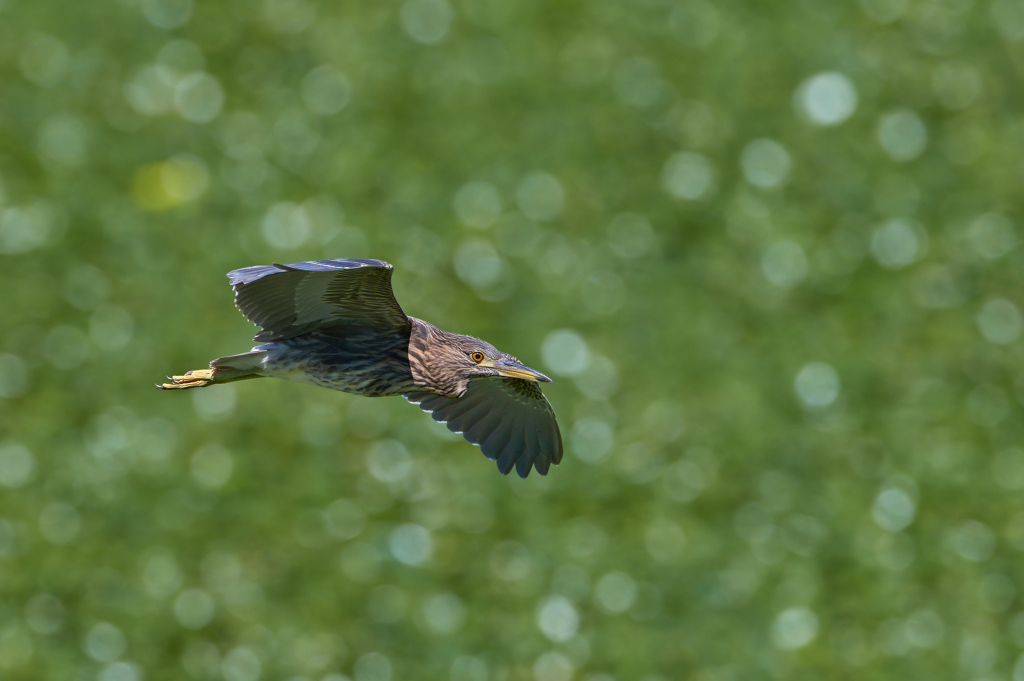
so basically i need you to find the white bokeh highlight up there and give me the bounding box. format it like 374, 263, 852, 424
536, 596, 579, 642
762, 241, 808, 288
741, 139, 791, 188
978, 299, 1022, 345
662, 151, 714, 200
796, 72, 858, 126
400, 0, 452, 45
794, 362, 840, 409
771, 607, 819, 650
878, 109, 928, 162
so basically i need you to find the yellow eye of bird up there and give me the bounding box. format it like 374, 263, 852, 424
470, 352, 485, 363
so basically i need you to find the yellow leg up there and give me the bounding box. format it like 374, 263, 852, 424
158, 368, 217, 390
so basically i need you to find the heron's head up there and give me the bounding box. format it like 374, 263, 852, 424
446, 336, 552, 383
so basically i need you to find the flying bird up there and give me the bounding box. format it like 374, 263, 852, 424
158, 259, 562, 478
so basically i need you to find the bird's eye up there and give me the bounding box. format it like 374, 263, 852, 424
470, 352, 485, 363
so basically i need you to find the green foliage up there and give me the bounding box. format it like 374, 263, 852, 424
1, 0, 1024, 679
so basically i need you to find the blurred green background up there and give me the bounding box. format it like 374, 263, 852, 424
2, 0, 1024, 678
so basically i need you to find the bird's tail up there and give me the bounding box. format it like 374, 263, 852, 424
158, 350, 267, 390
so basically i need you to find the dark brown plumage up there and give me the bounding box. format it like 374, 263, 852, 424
159, 259, 562, 478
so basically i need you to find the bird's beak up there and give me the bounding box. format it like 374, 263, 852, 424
491, 357, 552, 383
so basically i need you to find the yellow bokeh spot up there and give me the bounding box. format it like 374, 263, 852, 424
131, 156, 209, 212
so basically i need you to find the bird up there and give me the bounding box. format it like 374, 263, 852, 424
158, 259, 562, 478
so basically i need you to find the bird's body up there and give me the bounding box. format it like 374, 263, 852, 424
250, 325, 415, 396
159, 259, 562, 478
225, 317, 479, 397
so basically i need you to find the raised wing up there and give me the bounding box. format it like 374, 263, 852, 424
405, 378, 563, 479
227, 259, 410, 342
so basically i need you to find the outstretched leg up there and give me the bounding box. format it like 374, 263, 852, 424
159, 368, 219, 390
157, 350, 268, 390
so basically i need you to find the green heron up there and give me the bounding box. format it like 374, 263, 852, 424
158, 259, 562, 478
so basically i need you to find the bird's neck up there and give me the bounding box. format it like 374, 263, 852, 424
408, 317, 469, 398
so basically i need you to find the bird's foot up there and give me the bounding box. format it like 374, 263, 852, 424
157, 369, 216, 390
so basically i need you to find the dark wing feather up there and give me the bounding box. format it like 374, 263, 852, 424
404, 377, 563, 479
227, 259, 410, 341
